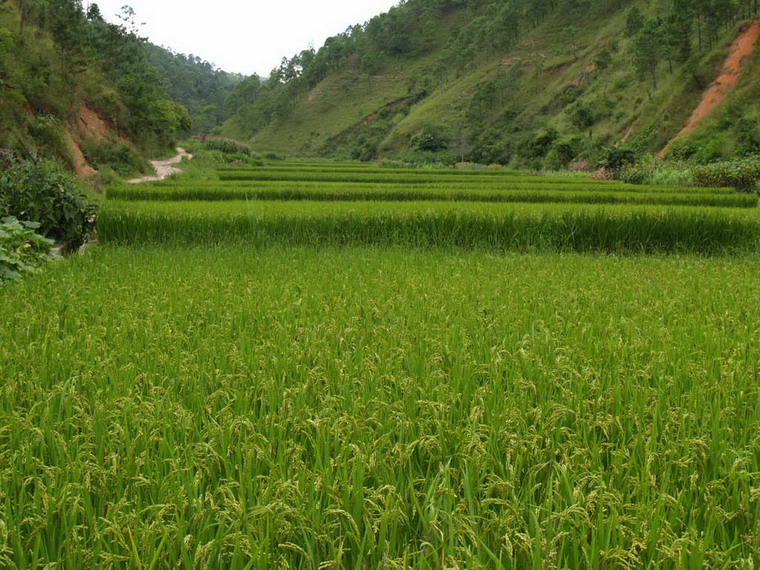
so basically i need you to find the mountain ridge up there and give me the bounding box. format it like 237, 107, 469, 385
220, 0, 760, 167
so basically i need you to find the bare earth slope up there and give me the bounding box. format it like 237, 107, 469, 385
659, 20, 760, 157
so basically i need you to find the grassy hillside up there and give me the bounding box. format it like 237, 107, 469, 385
221, 0, 760, 167
0, 1, 196, 177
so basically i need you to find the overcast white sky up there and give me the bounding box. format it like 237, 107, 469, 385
89, 0, 400, 77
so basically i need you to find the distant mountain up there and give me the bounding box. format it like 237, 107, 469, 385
146, 45, 243, 135
220, 0, 760, 167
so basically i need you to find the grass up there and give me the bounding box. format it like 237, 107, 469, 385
98, 199, 760, 253
1, 246, 758, 568
3, 158, 760, 567
107, 182, 756, 208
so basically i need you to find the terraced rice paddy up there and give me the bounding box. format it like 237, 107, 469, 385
1, 161, 759, 567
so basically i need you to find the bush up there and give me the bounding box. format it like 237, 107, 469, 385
619, 157, 695, 186
204, 138, 251, 155
693, 158, 760, 192
0, 161, 96, 251
618, 162, 649, 185
202, 150, 263, 167
81, 139, 151, 177
598, 146, 638, 172
410, 125, 450, 152
0, 216, 57, 284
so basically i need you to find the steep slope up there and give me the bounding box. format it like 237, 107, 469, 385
658, 20, 760, 157
0, 1, 190, 176
222, 0, 760, 166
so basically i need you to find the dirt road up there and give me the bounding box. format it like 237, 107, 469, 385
127, 148, 193, 184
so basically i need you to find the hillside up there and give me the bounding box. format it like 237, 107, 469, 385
146, 44, 243, 134
0, 1, 225, 177
221, 0, 760, 167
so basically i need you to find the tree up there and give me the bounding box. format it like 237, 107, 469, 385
632, 18, 665, 89
625, 6, 645, 36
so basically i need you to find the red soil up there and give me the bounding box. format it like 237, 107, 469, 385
658, 20, 760, 158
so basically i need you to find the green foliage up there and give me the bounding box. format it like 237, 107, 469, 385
0, 0, 196, 169
693, 157, 760, 192
619, 157, 696, 187
0, 161, 95, 250
624, 6, 645, 37
203, 138, 252, 155
80, 139, 151, 177
599, 146, 638, 172
2, 247, 759, 565
409, 125, 451, 152
565, 102, 596, 131
0, 216, 56, 283
146, 45, 243, 134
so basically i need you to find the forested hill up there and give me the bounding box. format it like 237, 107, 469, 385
146, 45, 243, 135
221, 0, 760, 167
0, 1, 239, 176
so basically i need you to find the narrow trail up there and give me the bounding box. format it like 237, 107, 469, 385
658, 20, 760, 158
127, 148, 193, 184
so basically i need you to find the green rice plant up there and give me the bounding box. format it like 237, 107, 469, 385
130, 177, 739, 195
216, 168, 598, 185
97, 200, 760, 253
1, 248, 758, 567
107, 181, 757, 207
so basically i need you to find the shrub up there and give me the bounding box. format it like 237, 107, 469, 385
598, 146, 638, 172
202, 150, 263, 167
620, 157, 695, 186
0, 216, 57, 284
0, 160, 96, 251
410, 125, 450, 152
80, 138, 151, 176
618, 162, 648, 185
693, 158, 760, 192
454, 162, 488, 170
204, 138, 252, 156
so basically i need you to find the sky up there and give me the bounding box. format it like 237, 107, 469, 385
89, 0, 400, 77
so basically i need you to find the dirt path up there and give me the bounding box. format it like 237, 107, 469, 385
658, 20, 760, 158
127, 148, 193, 184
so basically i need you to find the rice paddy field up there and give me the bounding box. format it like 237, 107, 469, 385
1, 162, 759, 568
